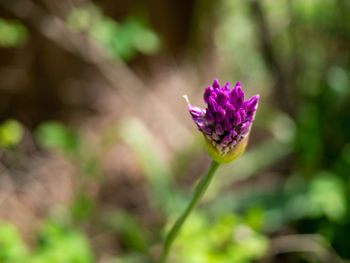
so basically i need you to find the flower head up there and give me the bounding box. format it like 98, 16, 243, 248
185, 79, 259, 163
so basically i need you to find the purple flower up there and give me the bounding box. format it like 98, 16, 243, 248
185, 79, 259, 162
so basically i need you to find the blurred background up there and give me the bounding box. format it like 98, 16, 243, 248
0, 0, 350, 262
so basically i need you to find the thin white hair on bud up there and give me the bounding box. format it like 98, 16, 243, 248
183, 94, 190, 105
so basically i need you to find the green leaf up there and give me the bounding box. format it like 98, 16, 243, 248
0, 223, 28, 262
35, 121, 80, 154
33, 221, 94, 263
0, 19, 28, 47
71, 194, 95, 222
103, 210, 149, 253
0, 119, 24, 147
308, 171, 346, 222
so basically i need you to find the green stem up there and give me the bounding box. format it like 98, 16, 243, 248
158, 160, 220, 263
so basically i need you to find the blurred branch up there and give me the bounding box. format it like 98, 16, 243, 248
0, 0, 190, 151
262, 234, 345, 263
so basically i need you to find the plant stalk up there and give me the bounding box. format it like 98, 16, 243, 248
158, 160, 220, 263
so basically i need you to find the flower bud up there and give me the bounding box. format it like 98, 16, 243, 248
185, 79, 259, 164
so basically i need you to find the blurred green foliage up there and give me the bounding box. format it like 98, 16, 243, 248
0, 18, 28, 47
35, 121, 101, 179
71, 194, 95, 222
307, 172, 346, 222
33, 221, 93, 263
0, 223, 28, 263
170, 212, 268, 263
103, 210, 149, 254
0, 221, 93, 263
35, 121, 80, 154
0, 119, 24, 148
67, 4, 161, 61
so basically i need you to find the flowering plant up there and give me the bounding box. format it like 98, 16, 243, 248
159, 79, 259, 263
185, 79, 259, 163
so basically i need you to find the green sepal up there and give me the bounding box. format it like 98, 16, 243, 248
204, 135, 248, 164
